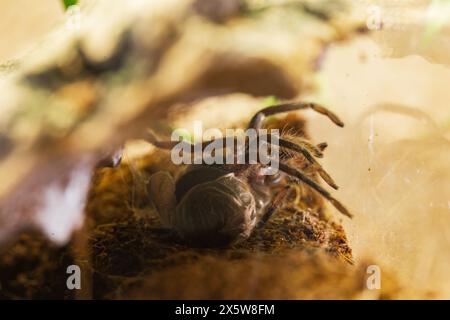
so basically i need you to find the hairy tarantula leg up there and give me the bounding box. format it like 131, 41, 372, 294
275, 137, 338, 190
278, 138, 317, 163
287, 138, 324, 158
149, 130, 322, 161
317, 142, 328, 152
148, 130, 337, 189
248, 102, 344, 130
256, 186, 291, 229
149, 130, 338, 189
314, 166, 339, 190
148, 130, 243, 163
148, 171, 177, 227
278, 162, 352, 218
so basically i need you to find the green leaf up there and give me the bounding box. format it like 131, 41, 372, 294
172, 128, 193, 143
421, 0, 450, 47
263, 95, 279, 107
62, 0, 78, 10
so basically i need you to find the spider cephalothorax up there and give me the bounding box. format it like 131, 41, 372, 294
146, 102, 352, 247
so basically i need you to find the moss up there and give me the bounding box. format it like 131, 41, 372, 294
0, 233, 74, 299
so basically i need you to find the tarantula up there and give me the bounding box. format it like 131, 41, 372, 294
144, 102, 351, 247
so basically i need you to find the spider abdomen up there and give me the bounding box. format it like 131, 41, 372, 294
172, 173, 257, 247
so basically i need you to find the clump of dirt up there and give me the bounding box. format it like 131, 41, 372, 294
0, 233, 74, 299
121, 250, 402, 300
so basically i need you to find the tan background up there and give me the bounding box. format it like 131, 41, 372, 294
0, 0, 63, 62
